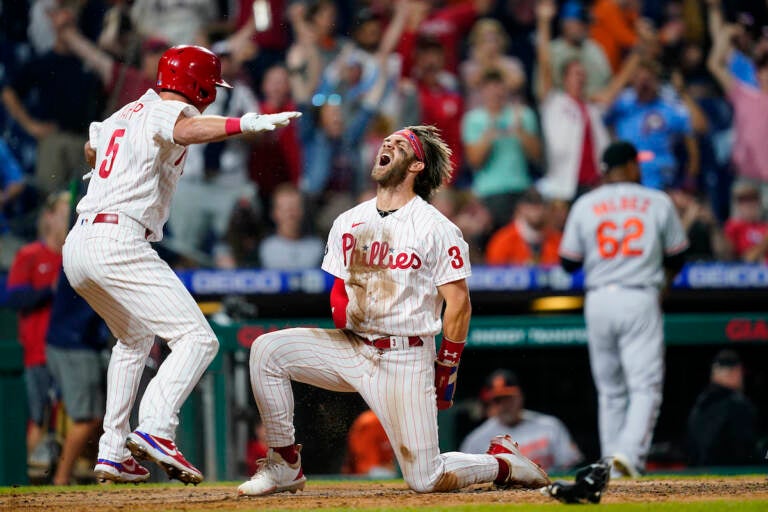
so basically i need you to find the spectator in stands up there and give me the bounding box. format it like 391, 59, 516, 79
413, 37, 464, 181
462, 70, 541, 229
535, 0, 640, 201
2, 2, 102, 196
708, 21, 768, 186
245, 417, 269, 476
169, 40, 261, 268
687, 350, 759, 466
534, 0, 611, 98
225, 198, 264, 268
6, 192, 70, 464
0, 139, 27, 259
668, 186, 730, 261
603, 58, 702, 191
286, 0, 347, 75
251, 65, 302, 204
46, 271, 107, 485
460, 18, 526, 110
485, 188, 562, 266
227, 0, 291, 87
435, 188, 495, 259
460, 369, 582, 472
589, 0, 645, 72
397, 0, 494, 78
54, 8, 168, 117
130, 0, 218, 46
431, 188, 493, 264
289, 31, 390, 215
723, 181, 768, 263
343, 409, 396, 478
259, 184, 324, 270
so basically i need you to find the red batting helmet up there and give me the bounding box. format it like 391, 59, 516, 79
156, 45, 232, 111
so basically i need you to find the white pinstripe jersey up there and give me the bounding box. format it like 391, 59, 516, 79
322, 196, 471, 338
77, 89, 199, 241
559, 183, 688, 289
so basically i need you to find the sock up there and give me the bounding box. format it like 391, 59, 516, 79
494, 457, 510, 485
274, 444, 299, 465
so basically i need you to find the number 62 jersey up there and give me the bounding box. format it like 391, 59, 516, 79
559, 182, 688, 290
322, 196, 471, 339
76, 89, 199, 241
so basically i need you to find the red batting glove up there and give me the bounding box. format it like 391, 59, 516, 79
434, 337, 466, 410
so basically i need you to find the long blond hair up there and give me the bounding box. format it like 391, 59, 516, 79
406, 125, 452, 200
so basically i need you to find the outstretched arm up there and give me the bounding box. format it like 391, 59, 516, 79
172, 112, 301, 146
535, 0, 557, 101
707, 23, 736, 92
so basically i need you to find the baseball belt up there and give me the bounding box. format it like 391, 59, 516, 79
361, 336, 424, 350
91, 212, 152, 240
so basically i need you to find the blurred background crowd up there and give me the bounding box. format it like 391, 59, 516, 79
2, 0, 768, 271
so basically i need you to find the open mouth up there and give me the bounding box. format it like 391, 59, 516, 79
378, 154, 391, 166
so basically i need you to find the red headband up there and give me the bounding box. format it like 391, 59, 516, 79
393, 129, 425, 162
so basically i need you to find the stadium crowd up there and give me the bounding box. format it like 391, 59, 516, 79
1, 0, 768, 270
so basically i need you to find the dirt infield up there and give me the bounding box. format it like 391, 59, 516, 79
2, 477, 767, 511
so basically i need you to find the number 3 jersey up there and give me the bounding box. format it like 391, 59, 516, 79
322, 196, 472, 339
76, 89, 199, 241
559, 182, 688, 290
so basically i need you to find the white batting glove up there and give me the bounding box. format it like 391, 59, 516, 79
240, 111, 302, 133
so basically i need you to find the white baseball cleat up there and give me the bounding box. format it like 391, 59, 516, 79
94, 456, 150, 483
610, 453, 641, 478
237, 447, 306, 497
487, 434, 550, 489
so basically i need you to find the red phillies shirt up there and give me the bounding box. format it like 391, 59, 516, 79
7, 241, 62, 367
398, 2, 478, 76
250, 100, 302, 195
418, 83, 464, 179
724, 219, 768, 260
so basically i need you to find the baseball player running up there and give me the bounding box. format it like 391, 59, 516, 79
63, 45, 300, 485
238, 125, 549, 496
559, 141, 688, 477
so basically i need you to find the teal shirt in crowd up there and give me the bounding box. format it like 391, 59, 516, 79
461, 105, 538, 197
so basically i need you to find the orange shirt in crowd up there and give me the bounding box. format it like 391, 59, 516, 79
343, 410, 395, 475
485, 223, 563, 266
590, 0, 638, 72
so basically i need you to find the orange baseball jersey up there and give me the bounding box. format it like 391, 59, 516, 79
345, 410, 395, 475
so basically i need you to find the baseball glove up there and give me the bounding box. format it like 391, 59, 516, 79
541, 458, 611, 504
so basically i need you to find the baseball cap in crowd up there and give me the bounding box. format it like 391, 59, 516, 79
560, 1, 587, 22
480, 370, 521, 402
142, 37, 170, 54
712, 349, 742, 369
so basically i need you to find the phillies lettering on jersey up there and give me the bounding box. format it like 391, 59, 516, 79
323, 196, 470, 339
341, 233, 422, 270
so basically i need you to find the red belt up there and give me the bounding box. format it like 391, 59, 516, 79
362, 336, 423, 350
93, 213, 151, 239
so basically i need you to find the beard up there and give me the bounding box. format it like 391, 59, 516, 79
372, 156, 411, 188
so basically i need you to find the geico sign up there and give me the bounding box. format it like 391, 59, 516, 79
725, 319, 768, 341
191, 270, 282, 294
688, 264, 768, 288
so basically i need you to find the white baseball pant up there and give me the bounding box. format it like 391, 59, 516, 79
249, 328, 499, 492
63, 213, 219, 462
585, 286, 664, 470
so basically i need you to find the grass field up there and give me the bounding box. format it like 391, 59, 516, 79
1, 475, 766, 512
